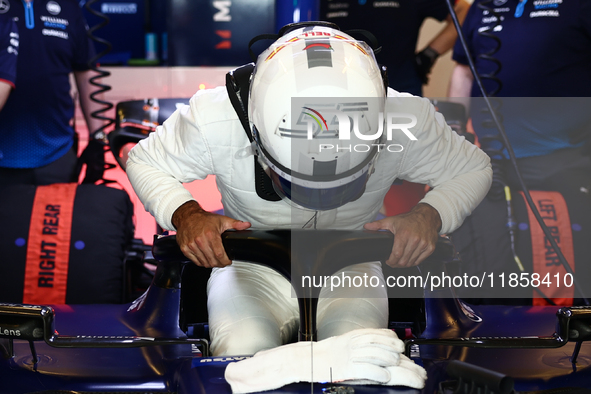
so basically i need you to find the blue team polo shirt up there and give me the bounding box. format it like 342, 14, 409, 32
0, 17, 18, 88
0, 0, 93, 168
321, 0, 449, 96
453, 0, 591, 158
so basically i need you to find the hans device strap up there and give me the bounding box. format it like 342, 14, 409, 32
225, 64, 281, 202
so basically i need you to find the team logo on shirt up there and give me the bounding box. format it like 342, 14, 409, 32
531, 0, 561, 16
533, 0, 562, 9
373, 1, 400, 7
8, 31, 18, 55
0, 0, 10, 14
41, 16, 69, 29
42, 29, 68, 39
47, 1, 61, 15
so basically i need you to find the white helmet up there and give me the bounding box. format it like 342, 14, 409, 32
249, 23, 387, 211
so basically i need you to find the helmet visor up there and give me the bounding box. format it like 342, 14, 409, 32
256, 134, 379, 211
268, 165, 370, 211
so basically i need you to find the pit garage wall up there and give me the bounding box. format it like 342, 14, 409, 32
82, 0, 276, 66
167, 0, 275, 66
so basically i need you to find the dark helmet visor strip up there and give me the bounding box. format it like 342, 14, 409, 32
270, 168, 369, 211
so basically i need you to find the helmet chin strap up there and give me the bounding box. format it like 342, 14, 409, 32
255, 161, 283, 201
299, 208, 338, 229
302, 211, 318, 229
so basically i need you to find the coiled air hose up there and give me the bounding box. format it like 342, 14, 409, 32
78, 0, 116, 185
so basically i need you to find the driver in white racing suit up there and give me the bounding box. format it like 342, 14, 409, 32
127, 24, 492, 366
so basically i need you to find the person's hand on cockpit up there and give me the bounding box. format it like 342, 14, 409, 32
364, 203, 441, 268
172, 200, 251, 268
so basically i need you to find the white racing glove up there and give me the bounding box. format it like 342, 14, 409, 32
386, 354, 427, 387
224, 328, 426, 393
346, 354, 427, 388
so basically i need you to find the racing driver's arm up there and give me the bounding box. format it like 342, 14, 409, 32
126, 95, 252, 269
365, 93, 492, 268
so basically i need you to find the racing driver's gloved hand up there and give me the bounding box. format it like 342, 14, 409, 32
224, 328, 427, 393
415, 46, 440, 85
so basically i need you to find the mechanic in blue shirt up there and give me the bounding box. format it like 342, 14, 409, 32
321, 0, 469, 97
0, 16, 18, 111
449, 0, 591, 164
0, 0, 104, 185
447, 0, 591, 305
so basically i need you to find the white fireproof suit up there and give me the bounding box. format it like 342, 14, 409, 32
127, 86, 492, 356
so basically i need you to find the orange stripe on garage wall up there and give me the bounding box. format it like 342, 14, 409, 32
23, 184, 77, 304
520, 191, 575, 306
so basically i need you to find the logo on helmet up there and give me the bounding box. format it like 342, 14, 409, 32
298, 31, 334, 39
265, 31, 370, 62
302, 107, 329, 137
